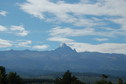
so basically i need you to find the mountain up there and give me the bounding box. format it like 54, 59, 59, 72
0, 43, 126, 76
54, 43, 77, 54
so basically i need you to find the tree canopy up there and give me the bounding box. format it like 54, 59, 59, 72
55, 70, 85, 84
0, 66, 24, 84
0, 66, 7, 84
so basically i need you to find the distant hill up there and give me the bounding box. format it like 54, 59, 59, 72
0, 43, 126, 77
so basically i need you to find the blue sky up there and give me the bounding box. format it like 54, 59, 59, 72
0, 0, 126, 54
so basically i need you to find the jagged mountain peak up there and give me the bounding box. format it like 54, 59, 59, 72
0, 44, 126, 77
55, 43, 77, 53
60, 43, 68, 47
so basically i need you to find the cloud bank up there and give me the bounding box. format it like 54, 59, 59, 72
0, 38, 49, 50
48, 37, 126, 54
0, 25, 29, 36
19, 0, 126, 28
18, 0, 126, 54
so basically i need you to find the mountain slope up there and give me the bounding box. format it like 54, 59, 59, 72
0, 43, 126, 76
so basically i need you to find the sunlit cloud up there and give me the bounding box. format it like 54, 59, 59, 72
67, 42, 126, 54
19, 0, 126, 28
16, 40, 32, 47
0, 25, 8, 31
32, 45, 49, 50
49, 27, 126, 37
10, 25, 29, 36
0, 25, 29, 36
48, 37, 74, 43
48, 35, 126, 54
94, 38, 109, 42
0, 11, 7, 16
0, 39, 12, 48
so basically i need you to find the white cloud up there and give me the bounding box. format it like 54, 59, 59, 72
19, 0, 126, 19
94, 38, 109, 41
16, 41, 49, 50
0, 25, 29, 36
0, 39, 32, 48
49, 27, 95, 37
19, 0, 126, 38
19, 0, 126, 37
67, 42, 126, 54
108, 18, 126, 31
16, 40, 32, 47
18, 0, 126, 54
0, 25, 8, 31
49, 27, 126, 37
48, 37, 73, 42
19, 0, 126, 26
0, 38, 49, 50
0, 11, 7, 16
48, 36, 126, 54
32, 45, 49, 50
10, 25, 29, 36
0, 39, 12, 48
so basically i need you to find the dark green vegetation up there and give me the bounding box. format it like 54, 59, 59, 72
23, 78, 54, 84
95, 74, 113, 84
1, 66, 126, 84
55, 70, 85, 84
0, 66, 24, 84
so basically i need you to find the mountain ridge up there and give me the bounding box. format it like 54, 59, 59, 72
0, 43, 126, 77
2, 43, 125, 55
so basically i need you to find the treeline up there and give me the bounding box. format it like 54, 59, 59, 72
55, 70, 126, 84
54, 70, 126, 84
1, 66, 126, 84
95, 74, 125, 84
0, 66, 24, 84
55, 70, 85, 84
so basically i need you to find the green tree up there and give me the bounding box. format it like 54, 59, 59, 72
55, 70, 85, 84
0, 66, 24, 84
118, 78, 123, 84
95, 80, 113, 84
95, 80, 108, 84
102, 74, 108, 80
55, 77, 62, 84
107, 81, 113, 84
62, 70, 72, 84
7, 72, 24, 84
0, 66, 7, 84
95, 74, 113, 84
